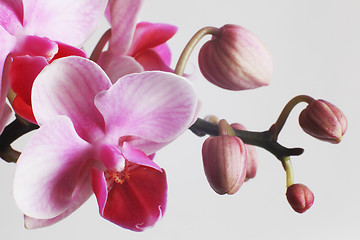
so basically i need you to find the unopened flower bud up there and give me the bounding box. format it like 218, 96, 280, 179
202, 120, 247, 195
299, 99, 347, 144
231, 123, 257, 180
286, 184, 314, 213
198, 24, 273, 91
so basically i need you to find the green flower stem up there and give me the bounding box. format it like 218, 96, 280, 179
282, 156, 294, 187
189, 118, 304, 160
174, 26, 220, 76
269, 95, 314, 140
0, 117, 38, 163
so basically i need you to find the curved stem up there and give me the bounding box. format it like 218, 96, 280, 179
174, 26, 220, 76
0, 117, 39, 163
189, 118, 304, 160
269, 95, 314, 140
282, 156, 294, 187
89, 29, 112, 62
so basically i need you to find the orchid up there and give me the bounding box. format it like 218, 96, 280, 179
13, 56, 198, 230
94, 0, 177, 82
0, 0, 107, 125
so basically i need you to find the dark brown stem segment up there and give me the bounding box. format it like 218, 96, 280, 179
189, 118, 304, 160
0, 117, 38, 163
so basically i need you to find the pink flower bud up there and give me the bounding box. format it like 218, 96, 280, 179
230, 123, 257, 180
202, 135, 247, 195
286, 184, 314, 213
198, 24, 273, 91
299, 99, 347, 144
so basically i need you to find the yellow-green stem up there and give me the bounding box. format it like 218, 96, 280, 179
270, 95, 314, 140
174, 26, 220, 76
282, 157, 294, 187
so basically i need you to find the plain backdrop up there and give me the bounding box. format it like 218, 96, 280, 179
1, 0, 359, 239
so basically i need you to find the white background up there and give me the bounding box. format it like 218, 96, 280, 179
1, 0, 360, 239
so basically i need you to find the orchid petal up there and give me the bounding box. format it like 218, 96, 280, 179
32, 57, 111, 142
95, 144, 125, 172
0, 103, 11, 134
10, 56, 48, 104
95, 71, 198, 151
106, 0, 144, 54
12, 95, 35, 123
91, 168, 107, 216
121, 142, 161, 171
98, 52, 144, 83
13, 116, 92, 219
12, 35, 58, 60
0, 0, 23, 34
51, 42, 87, 62
127, 22, 177, 57
0, 25, 16, 77
22, 0, 107, 46
24, 162, 93, 229
135, 48, 173, 72
100, 165, 167, 231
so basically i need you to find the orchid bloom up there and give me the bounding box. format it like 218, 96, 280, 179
0, 0, 107, 125
96, 0, 178, 82
13, 56, 198, 231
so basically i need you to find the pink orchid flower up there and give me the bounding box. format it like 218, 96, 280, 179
0, 0, 107, 125
96, 0, 178, 82
13, 56, 198, 231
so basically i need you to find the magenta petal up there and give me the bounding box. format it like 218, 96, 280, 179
107, 0, 144, 54
10, 56, 48, 104
127, 22, 177, 57
101, 165, 167, 231
91, 168, 108, 215
121, 142, 161, 171
12, 35, 58, 60
135, 48, 173, 72
32, 56, 111, 142
13, 116, 92, 219
22, 0, 107, 46
95, 71, 198, 152
0, 0, 24, 34
95, 144, 125, 172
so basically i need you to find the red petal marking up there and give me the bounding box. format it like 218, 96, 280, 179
102, 165, 167, 231
12, 96, 36, 123
50, 42, 87, 63
9, 55, 48, 104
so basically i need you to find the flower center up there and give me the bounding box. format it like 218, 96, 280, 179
106, 168, 130, 184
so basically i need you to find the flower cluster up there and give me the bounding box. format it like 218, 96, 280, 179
0, 0, 347, 232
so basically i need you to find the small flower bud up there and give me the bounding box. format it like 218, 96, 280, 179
198, 24, 273, 91
286, 184, 314, 213
231, 123, 257, 180
299, 99, 347, 144
202, 120, 247, 195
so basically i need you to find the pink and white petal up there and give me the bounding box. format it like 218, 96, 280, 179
91, 168, 107, 215
135, 48, 173, 72
0, 25, 16, 78
22, 0, 107, 46
0, 0, 24, 35
0, 103, 11, 134
13, 116, 92, 219
95, 71, 198, 146
121, 142, 161, 171
98, 52, 144, 83
107, 0, 144, 54
32, 57, 111, 142
127, 22, 177, 57
24, 160, 94, 229
101, 165, 167, 231
95, 144, 125, 172
152, 43, 172, 67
